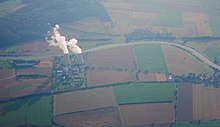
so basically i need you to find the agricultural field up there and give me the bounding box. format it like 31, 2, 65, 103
0, 96, 52, 127
150, 11, 183, 28
113, 83, 176, 104
54, 87, 117, 115
137, 72, 167, 82
0, 68, 15, 80
15, 41, 56, 55
176, 83, 193, 122
87, 46, 136, 70
187, 42, 211, 52
134, 44, 168, 73
0, 77, 51, 100
0, 60, 11, 68
192, 84, 220, 120
173, 121, 220, 127
181, 12, 212, 37
161, 45, 213, 75
0, 58, 52, 101
119, 103, 174, 126
187, 41, 220, 65
203, 43, 220, 63
130, 12, 158, 30
102, 0, 220, 38
200, 0, 220, 36
54, 107, 121, 127
16, 67, 52, 75
86, 69, 136, 87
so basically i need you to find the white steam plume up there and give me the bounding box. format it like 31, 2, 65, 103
46, 24, 82, 54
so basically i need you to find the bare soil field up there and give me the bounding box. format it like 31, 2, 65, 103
176, 83, 193, 122
193, 84, 220, 120
0, 68, 15, 80
54, 107, 121, 127
181, 12, 212, 37
87, 46, 136, 69
35, 58, 52, 68
54, 87, 117, 115
161, 45, 206, 75
188, 41, 220, 53
0, 77, 20, 89
0, 86, 11, 100
16, 41, 49, 55
138, 72, 167, 82
188, 42, 210, 52
119, 103, 174, 126
86, 69, 136, 87
72, 19, 109, 33
130, 12, 158, 29
0, 77, 51, 101
16, 67, 52, 75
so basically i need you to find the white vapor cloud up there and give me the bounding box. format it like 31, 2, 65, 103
46, 24, 82, 54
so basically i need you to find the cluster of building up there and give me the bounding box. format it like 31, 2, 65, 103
52, 54, 85, 91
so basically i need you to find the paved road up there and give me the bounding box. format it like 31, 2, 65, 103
84, 41, 220, 71
1, 41, 220, 71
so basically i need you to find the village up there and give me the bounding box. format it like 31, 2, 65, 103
52, 54, 85, 91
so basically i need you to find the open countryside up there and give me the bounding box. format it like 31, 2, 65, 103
0, 0, 220, 127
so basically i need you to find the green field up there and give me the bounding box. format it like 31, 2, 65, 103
7, 84, 32, 93
0, 60, 11, 68
150, 11, 183, 28
0, 96, 52, 127
113, 83, 176, 104
134, 44, 168, 73
204, 44, 220, 64
173, 121, 220, 127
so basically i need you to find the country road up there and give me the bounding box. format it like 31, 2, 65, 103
84, 41, 220, 71
1, 41, 220, 71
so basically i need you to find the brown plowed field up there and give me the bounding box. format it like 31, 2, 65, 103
86, 69, 136, 87
138, 72, 167, 82
54, 87, 117, 115
16, 67, 52, 75
119, 103, 174, 126
54, 107, 121, 127
0, 77, 51, 101
16, 41, 50, 55
87, 46, 136, 70
0, 69, 15, 80
131, 12, 158, 29
193, 84, 220, 120
177, 83, 193, 122
36, 58, 52, 67
0, 78, 20, 89
161, 45, 205, 75
182, 12, 212, 37
0, 86, 11, 100
188, 42, 210, 52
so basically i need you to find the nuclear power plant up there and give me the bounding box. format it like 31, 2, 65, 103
46, 24, 85, 91
63, 54, 71, 65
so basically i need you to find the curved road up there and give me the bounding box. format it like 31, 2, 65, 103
84, 41, 220, 71
1, 41, 220, 71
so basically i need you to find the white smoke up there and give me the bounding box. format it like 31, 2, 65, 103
46, 24, 82, 54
